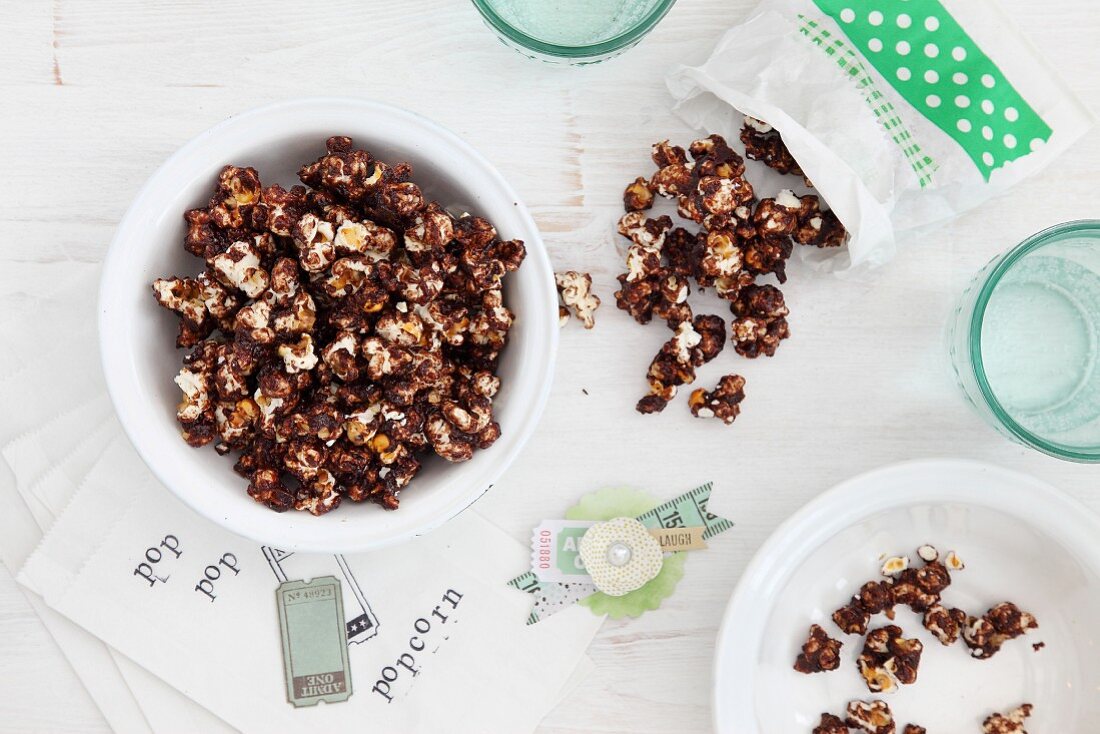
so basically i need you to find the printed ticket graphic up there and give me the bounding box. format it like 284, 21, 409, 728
263, 547, 380, 646
276, 576, 354, 707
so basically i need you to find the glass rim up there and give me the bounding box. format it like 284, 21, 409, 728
969, 219, 1100, 462
470, 0, 678, 59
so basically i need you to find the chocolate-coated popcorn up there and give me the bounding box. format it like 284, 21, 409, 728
730, 284, 790, 358
623, 176, 655, 211
614, 130, 849, 421
963, 602, 1038, 660
857, 625, 923, 694
688, 374, 746, 425
153, 137, 523, 515
982, 704, 1032, 734
740, 116, 805, 179
794, 623, 843, 674
846, 700, 896, 734
813, 713, 850, 734
556, 271, 601, 329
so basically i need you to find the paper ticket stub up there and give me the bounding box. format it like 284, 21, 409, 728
531, 520, 596, 583
276, 576, 353, 707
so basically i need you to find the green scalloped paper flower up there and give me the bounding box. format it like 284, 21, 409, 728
566, 487, 688, 620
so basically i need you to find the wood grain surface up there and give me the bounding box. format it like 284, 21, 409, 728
1, 0, 1098, 731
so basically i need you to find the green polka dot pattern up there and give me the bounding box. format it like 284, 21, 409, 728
812, 0, 1052, 181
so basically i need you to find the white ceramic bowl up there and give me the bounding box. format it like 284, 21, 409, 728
99, 98, 558, 553
714, 459, 1100, 732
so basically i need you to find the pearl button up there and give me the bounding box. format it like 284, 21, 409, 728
607, 541, 633, 567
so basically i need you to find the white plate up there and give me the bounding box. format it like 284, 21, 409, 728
98, 98, 558, 553
713, 459, 1100, 732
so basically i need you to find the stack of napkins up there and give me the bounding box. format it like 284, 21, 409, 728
0, 262, 600, 733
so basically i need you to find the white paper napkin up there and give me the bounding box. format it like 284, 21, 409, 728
1, 261, 600, 734
20, 436, 601, 734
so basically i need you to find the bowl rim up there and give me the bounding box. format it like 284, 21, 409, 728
470, 0, 678, 59
968, 219, 1100, 462
710, 458, 1100, 732
98, 96, 559, 552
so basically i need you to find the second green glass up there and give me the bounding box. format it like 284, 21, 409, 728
948, 220, 1100, 462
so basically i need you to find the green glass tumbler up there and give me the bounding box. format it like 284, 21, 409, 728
948, 220, 1100, 462
471, 0, 677, 65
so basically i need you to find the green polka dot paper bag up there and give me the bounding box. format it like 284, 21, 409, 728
668, 0, 1091, 271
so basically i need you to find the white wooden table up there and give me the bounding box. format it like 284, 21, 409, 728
1, 0, 1098, 731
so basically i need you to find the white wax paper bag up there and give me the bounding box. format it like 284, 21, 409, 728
667, 0, 1093, 270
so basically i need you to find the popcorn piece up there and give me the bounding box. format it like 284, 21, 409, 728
794, 202, 847, 249
404, 202, 455, 260
663, 226, 700, 279
881, 556, 910, 576
902, 726, 926, 734
890, 560, 952, 613
944, 550, 965, 571
652, 272, 693, 327
688, 374, 746, 425
651, 139, 687, 168
293, 213, 336, 273
425, 414, 474, 463
650, 162, 694, 198
740, 116, 805, 179
697, 175, 754, 217
619, 211, 673, 252
211, 165, 262, 228
916, 544, 939, 563
982, 704, 1033, 734
857, 625, 922, 694
614, 275, 660, 325
278, 334, 318, 374
833, 601, 872, 636
555, 271, 601, 329
333, 219, 398, 259
297, 136, 383, 203
697, 229, 744, 286
214, 398, 259, 452
813, 714, 850, 734
846, 700, 896, 734
258, 184, 309, 237
963, 602, 1039, 660
753, 190, 802, 237
691, 314, 727, 364
730, 284, 790, 358
857, 581, 894, 615
740, 232, 794, 283
623, 176, 655, 211
294, 469, 342, 516
793, 624, 843, 674
153, 277, 215, 348
922, 603, 967, 646
247, 468, 294, 512
211, 241, 270, 298
830, 581, 893, 636
689, 134, 746, 180
321, 331, 359, 382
